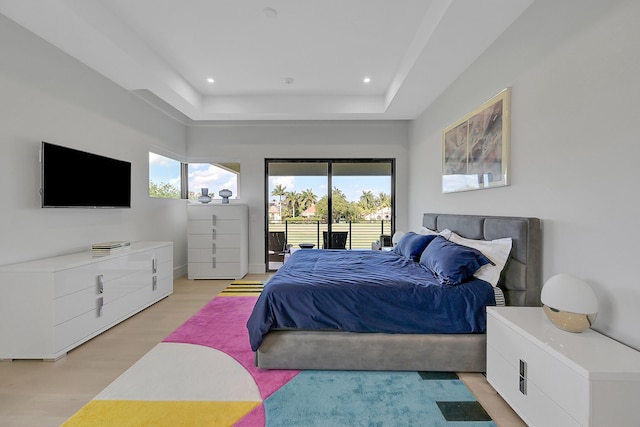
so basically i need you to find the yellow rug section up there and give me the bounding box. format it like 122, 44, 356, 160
62, 400, 259, 427
219, 280, 264, 296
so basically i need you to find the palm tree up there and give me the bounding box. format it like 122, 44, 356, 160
377, 192, 391, 208
331, 187, 351, 223
271, 184, 286, 221
359, 190, 376, 214
284, 191, 300, 218
299, 188, 317, 214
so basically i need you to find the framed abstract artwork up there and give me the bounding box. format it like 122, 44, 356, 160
442, 88, 511, 193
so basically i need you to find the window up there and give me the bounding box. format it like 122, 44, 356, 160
149, 152, 181, 199
187, 163, 240, 201
148, 152, 240, 200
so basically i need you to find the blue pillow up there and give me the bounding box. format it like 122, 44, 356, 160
392, 232, 437, 261
419, 236, 492, 286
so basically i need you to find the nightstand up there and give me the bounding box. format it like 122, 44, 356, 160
487, 307, 640, 427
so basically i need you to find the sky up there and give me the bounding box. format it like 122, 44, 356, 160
269, 175, 390, 203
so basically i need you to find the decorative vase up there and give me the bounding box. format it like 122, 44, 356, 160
219, 188, 232, 204
198, 188, 212, 204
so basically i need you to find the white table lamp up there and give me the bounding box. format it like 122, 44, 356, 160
541, 273, 598, 333
391, 231, 405, 246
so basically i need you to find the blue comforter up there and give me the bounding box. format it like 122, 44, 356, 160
247, 249, 495, 351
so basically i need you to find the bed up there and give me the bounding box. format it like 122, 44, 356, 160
249, 213, 542, 372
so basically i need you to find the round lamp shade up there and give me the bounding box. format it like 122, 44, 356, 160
391, 231, 405, 246
541, 273, 598, 333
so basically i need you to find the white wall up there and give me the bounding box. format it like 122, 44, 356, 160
0, 15, 189, 272
188, 121, 410, 274
409, 0, 640, 349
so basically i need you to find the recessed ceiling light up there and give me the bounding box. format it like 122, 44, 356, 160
207, 77, 215, 83
264, 7, 278, 19
363, 77, 371, 84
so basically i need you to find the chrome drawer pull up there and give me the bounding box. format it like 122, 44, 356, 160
97, 274, 104, 294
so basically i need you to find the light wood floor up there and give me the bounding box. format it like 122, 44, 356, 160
0, 274, 525, 427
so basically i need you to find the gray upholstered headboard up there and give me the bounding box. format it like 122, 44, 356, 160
422, 213, 542, 307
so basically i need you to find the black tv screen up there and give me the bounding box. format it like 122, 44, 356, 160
41, 141, 131, 208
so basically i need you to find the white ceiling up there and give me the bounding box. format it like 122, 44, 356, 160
1, 0, 533, 121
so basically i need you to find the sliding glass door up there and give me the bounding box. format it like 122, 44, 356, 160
266, 159, 394, 271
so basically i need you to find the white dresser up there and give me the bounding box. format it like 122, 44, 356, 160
187, 203, 248, 279
0, 241, 173, 360
487, 306, 640, 427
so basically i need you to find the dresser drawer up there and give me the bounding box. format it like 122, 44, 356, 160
487, 314, 588, 424
53, 256, 131, 298
153, 274, 173, 296
52, 247, 164, 299
188, 233, 241, 249
187, 219, 240, 235
487, 345, 580, 427
188, 205, 244, 220
102, 269, 150, 304
188, 248, 241, 263
188, 262, 242, 279
153, 245, 173, 265
53, 304, 103, 353
53, 287, 97, 325
156, 256, 173, 281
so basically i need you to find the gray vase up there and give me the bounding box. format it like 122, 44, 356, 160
198, 188, 212, 204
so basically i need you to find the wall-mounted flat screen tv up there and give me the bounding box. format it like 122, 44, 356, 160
41, 141, 131, 208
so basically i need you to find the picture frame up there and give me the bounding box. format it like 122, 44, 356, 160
442, 87, 511, 193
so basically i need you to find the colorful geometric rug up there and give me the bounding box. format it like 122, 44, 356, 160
62, 281, 497, 426
218, 280, 265, 296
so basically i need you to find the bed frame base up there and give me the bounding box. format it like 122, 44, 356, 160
255, 330, 486, 372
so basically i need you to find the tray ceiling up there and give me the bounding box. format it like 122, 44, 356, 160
1, 0, 533, 121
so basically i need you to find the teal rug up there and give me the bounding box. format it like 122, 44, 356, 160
264, 370, 496, 427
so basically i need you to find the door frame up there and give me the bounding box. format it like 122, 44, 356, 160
264, 158, 395, 271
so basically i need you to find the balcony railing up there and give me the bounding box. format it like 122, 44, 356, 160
269, 220, 393, 250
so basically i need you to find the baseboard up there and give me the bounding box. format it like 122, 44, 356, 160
173, 264, 188, 279
249, 263, 268, 275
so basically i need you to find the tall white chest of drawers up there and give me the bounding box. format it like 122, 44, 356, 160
187, 203, 248, 279
0, 241, 173, 360
487, 306, 640, 427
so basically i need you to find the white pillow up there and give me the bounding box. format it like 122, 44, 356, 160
448, 232, 512, 287
419, 227, 453, 240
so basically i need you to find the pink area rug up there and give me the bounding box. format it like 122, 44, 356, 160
163, 295, 299, 426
